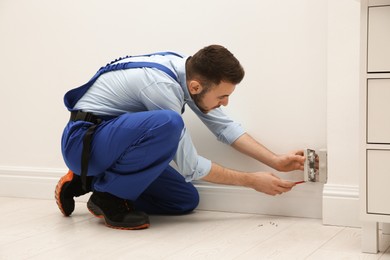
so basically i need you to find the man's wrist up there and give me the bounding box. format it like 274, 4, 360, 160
240, 172, 253, 188
267, 154, 279, 171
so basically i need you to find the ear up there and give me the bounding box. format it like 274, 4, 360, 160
188, 80, 203, 94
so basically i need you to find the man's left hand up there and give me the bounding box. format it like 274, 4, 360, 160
274, 150, 306, 172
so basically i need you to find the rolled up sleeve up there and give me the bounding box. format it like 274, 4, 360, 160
173, 127, 212, 181
188, 102, 246, 145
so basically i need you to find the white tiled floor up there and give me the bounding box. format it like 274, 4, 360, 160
0, 197, 389, 260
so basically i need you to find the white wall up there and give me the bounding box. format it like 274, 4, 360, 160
0, 0, 327, 172
0, 0, 361, 223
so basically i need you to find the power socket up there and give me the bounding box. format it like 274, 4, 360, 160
303, 148, 327, 183
303, 149, 317, 182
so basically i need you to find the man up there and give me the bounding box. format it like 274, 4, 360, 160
55, 45, 305, 230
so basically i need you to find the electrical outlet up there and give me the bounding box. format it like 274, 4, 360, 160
303, 149, 317, 182
303, 148, 327, 183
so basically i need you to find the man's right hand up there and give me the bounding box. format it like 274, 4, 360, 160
246, 172, 296, 196
201, 163, 296, 196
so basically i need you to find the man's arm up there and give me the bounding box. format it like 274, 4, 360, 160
201, 163, 295, 196
231, 133, 305, 172
200, 133, 305, 195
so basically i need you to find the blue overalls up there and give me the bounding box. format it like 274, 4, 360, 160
61, 53, 199, 214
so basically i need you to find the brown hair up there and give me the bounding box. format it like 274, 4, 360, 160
186, 45, 245, 88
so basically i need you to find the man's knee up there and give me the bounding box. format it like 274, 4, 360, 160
135, 189, 199, 215
177, 185, 199, 214
184, 189, 200, 213
165, 195, 199, 215
151, 110, 184, 142
159, 110, 184, 135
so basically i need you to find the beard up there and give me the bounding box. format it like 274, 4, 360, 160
191, 90, 209, 114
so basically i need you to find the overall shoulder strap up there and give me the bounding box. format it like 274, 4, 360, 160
64, 52, 183, 111
99, 61, 178, 82
104, 52, 183, 67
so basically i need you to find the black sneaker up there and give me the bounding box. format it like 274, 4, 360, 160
55, 170, 92, 216
87, 191, 150, 230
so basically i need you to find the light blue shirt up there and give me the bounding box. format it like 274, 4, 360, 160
74, 53, 245, 181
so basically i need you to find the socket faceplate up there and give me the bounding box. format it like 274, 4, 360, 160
303, 148, 327, 183
318, 149, 327, 183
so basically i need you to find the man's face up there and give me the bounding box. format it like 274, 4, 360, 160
191, 81, 236, 114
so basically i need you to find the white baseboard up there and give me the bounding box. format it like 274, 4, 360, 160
0, 166, 322, 218
194, 181, 323, 218
0, 166, 360, 226
0, 166, 65, 200
322, 183, 360, 228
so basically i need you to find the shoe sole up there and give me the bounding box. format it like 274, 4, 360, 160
87, 200, 150, 230
55, 170, 74, 216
